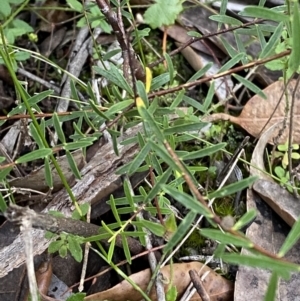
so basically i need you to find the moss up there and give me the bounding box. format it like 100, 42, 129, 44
180, 230, 205, 256
213, 198, 235, 217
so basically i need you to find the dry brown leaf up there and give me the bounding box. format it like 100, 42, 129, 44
203, 80, 300, 144
84, 262, 233, 301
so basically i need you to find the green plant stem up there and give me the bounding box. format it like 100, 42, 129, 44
0, 29, 82, 215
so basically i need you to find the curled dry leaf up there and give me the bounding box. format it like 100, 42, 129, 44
203, 80, 300, 144
249, 120, 300, 227
84, 262, 233, 301
249, 121, 282, 180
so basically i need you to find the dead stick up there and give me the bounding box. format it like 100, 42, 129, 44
4, 204, 143, 255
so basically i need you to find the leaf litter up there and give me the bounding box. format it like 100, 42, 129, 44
84, 262, 233, 301
203, 80, 300, 144
234, 121, 300, 300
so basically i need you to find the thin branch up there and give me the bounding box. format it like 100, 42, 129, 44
149, 19, 265, 68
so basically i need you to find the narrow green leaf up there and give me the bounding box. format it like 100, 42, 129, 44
187, 31, 202, 38
164, 122, 206, 135
148, 141, 180, 173
107, 237, 115, 263
83, 111, 98, 131
164, 213, 177, 235
150, 73, 170, 91
63, 139, 95, 151
170, 89, 185, 109
29, 123, 45, 149
214, 243, 226, 257
16, 148, 52, 164
203, 81, 215, 111
40, 118, 46, 138
112, 85, 124, 102
162, 185, 213, 218
86, 82, 97, 103
208, 176, 257, 199
164, 211, 197, 254
121, 233, 131, 264
256, 25, 267, 49
107, 129, 119, 156
220, 253, 300, 278
232, 209, 257, 231
70, 79, 80, 101
101, 221, 115, 235
145, 167, 173, 203
0, 193, 7, 212
209, 15, 243, 26
219, 0, 228, 15
93, 64, 133, 95
182, 95, 206, 112
115, 161, 132, 174
149, 152, 163, 175
279, 216, 300, 257
73, 121, 85, 137
289, 3, 300, 73
233, 74, 266, 98
240, 6, 289, 22
264, 272, 278, 301
106, 99, 134, 117
189, 166, 207, 172
181, 143, 226, 160
234, 32, 247, 64
201, 229, 254, 248
82, 233, 111, 243
188, 63, 213, 82
110, 195, 122, 225
133, 220, 165, 237
103, 48, 121, 61
66, 150, 81, 179
53, 113, 66, 144
259, 0, 267, 6
44, 157, 53, 188
148, 97, 159, 115
259, 22, 283, 58
220, 36, 238, 58
136, 81, 149, 107
123, 179, 135, 210
137, 106, 165, 142
165, 52, 174, 85
218, 53, 246, 73
88, 99, 109, 120
8, 90, 53, 116
128, 142, 151, 175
